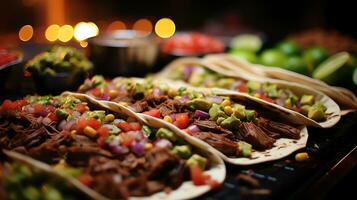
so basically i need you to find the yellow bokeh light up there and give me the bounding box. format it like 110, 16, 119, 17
133, 18, 152, 36
74, 22, 99, 41
79, 41, 88, 48
155, 18, 175, 38
45, 24, 60, 41
107, 21, 126, 31
19, 25, 34, 42
58, 25, 74, 42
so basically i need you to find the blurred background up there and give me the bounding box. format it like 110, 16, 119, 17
1, 0, 356, 45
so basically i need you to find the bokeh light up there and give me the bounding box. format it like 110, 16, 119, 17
18, 25, 34, 42
107, 21, 126, 32
58, 25, 74, 42
79, 40, 88, 48
133, 18, 153, 36
74, 22, 99, 41
45, 24, 60, 41
155, 18, 175, 38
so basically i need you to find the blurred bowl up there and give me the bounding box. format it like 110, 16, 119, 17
88, 30, 159, 77
0, 50, 23, 92
32, 69, 87, 95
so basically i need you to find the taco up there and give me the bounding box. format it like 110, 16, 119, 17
155, 57, 341, 128
76, 77, 308, 165
203, 54, 357, 111
0, 95, 225, 200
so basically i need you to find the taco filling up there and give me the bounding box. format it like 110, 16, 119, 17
166, 65, 327, 121
78, 76, 302, 158
0, 95, 218, 199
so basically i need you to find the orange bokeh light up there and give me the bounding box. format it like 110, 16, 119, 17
132, 18, 153, 36
19, 25, 34, 42
107, 21, 126, 32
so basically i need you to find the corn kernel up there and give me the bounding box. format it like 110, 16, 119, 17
104, 114, 115, 122
168, 89, 177, 98
70, 130, 77, 135
224, 106, 233, 115
119, 101, 128, 106
84, 106, 90, 111
295, 152, 309, 162
109, 90, 119, 99
83, 126, 97, 138
144, 143, 153, 150
221, 99, 231, 107
163, 115, 173, 123
253, 93, 261, 98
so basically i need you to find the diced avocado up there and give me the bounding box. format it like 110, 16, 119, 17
177, 87, 187, 96
188, 70, 204, 86
188, 90, 204, 99
186, 154, 207, 170
247, 81, 261, 92
216, 117, 226, 125
141, 125, 152, 137
220, 115, 241, 130
88, 110, 106, 121
238, 141, 252, 157
36, 95, 53, 105
134, 83, 145, 97
232, 104, 246, 120
301, 95, 315, 105
185, 98, 212, 111
209, 104, 227, 120
301, 105, 311, 116
43, 67, 56, 75
308, 102, 327, 121
91, 75, 105, 87
156, 128, 177, 142
59, 96, 81, 108
216, 78, 235, 89
104, 124, 121, 135
245, 110, 256, 121
171, 145, 192, 159
264, 84, 279, 98
55, 109, 69, 119
284, 98, 293, 109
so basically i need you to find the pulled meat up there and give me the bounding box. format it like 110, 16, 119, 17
192, 131, 239, 156
238, 122, 275, 150
193, 120, 234, 136
254, 118, 301, 139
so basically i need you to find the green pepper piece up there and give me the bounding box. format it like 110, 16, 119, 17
156, 128, 177, 142
171, 145, 192, 159
186, 154, 207, 170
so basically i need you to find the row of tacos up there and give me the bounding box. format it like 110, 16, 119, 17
1, 54, 355, 199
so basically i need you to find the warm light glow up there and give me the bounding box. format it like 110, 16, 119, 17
107, 21, 126, 31
74, 22, 99, 41
19, 25, 34, 42
133, 18, 152, 36
45, 24, 60, 41
155, 18, 175, 38
58, 25, 74, 42
79, 41, 88, 48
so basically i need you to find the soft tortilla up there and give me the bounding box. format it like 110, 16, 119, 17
155, 58, 341, 128
62, 91, 226, 200
203, 53, 357, 112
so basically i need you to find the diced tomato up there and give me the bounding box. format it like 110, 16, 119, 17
34, 104, 44, 113
116, 122, 132, 132
190, 166, 206, 185
88, 118, 101, 130
97, 127, 109, 138
143, 109, 161, 118
47, 112, 58, 121
1, 100, 14, 110
206, 178, 221, 189
236, 85, 248, 93
75, 104, 87, 113
16, 99, 28, 108
123, 137, 134, 147
173, 113, 190, 129
293, 107, 302, 113
76, 118, 88, 131
259, 95, 274, 103
77, 174, 94, 187
183, 129, 192, 136
129, 122, 141, 131
90, 88, 101, 97
96, 136, 107, 148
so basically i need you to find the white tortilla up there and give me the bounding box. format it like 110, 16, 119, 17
155, 58, 341, 128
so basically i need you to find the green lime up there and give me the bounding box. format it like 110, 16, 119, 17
283, 56, 308, 75
229, 49, 258, 63
312, 52, 353, 85
276, 41, 301, 56
230, 34, 262, 53
260, 49, 287, 67
303, 47, 328, 72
